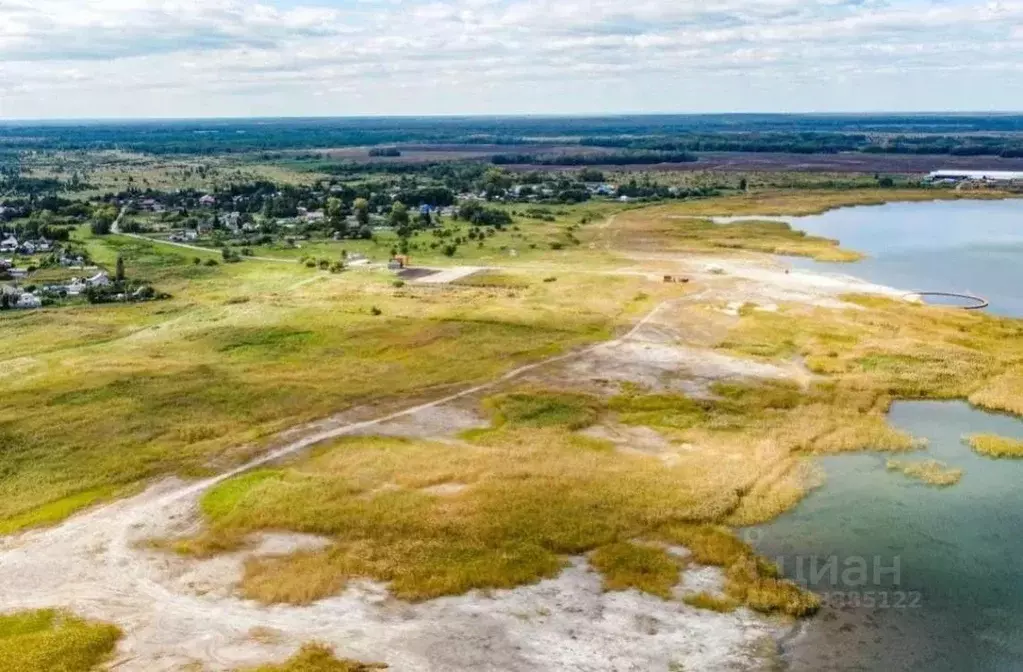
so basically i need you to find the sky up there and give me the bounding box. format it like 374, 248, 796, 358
1, 0, 1022, 119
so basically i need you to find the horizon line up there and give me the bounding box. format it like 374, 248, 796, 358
3, 110, 1023, 125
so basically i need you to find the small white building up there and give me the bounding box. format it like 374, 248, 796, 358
927, 169, 1023, 183
199, 194, 216, 207
0, 236, 17, 253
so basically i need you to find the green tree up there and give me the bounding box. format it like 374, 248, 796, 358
353, 198, 370, 226
115, 255, 125, 283
389, 201, 409, 229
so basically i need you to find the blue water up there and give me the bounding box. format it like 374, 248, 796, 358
783, 199, 1023, 317
743, 200, 1023, 669
753, 402, 1023, 671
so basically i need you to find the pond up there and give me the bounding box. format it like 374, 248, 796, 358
779, 199, 1023, 317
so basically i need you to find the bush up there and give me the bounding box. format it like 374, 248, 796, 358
392, 280, 405, 288
370, 306, 382, 316
204, 258, 219, 267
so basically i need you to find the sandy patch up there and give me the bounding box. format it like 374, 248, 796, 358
0, 481, 778, 672
414, 266, 489, 284
569, 341, 796, 394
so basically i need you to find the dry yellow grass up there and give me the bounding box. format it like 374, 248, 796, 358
642, 188, 1014, 217
590, 542, 682, 599
661, 524, 819, 617
601, 208, 861, 261
886, 459, 963, 486
968, 367, 1023, 417
190, 427, 739, 604
682, 592, 740, 613
238, 643, 386, 672
966, 434, 1023, 459
720, 296, 1023, 413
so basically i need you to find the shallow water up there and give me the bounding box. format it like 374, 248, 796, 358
781, 199, 1023, 317
753, 401, 1023, 671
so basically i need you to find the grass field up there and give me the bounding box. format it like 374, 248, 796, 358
0, 227, 666, 533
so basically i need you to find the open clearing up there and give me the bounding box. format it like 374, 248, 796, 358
1, 190, 1021, 670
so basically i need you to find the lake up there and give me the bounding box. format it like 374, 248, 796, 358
744, 199, 1023, 670
781, 199, 1023, 317
753, 402, 1023, 671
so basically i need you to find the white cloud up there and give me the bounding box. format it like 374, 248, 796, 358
0, 0, 1022, 117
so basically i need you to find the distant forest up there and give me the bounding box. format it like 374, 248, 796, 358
4, 114, 1023, 157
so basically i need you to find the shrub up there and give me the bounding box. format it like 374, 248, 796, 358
370, 306, 382, 316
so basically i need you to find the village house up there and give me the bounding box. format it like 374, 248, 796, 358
0, 236, 18, 253
15, 293, 42, 309
199, 194, 216, 207
87, 272, 111, 287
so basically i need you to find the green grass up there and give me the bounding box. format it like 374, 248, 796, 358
965, 434, 1023, 459
485, 390, 601, 430
590, 542, 681, 599
0, 610, 121, 672
0, 486, 125, 535
239, 644, 386, 672
1, 231, 659, 533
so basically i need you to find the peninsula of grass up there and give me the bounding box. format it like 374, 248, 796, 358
645, 188, 1015, 218
0, 610, 121, 672
605, 208, 861, 261
178, 383, 820, 617
966, 434, 1023, 459
886, 459, 963, 487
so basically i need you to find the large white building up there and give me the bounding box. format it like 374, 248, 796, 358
928, 169, 1023, 183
